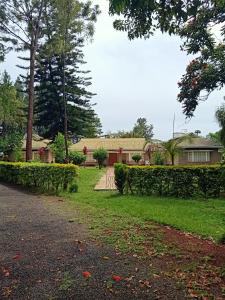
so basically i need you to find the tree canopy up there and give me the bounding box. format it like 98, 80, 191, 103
0, 72, 25, 159
108, 117, 153, 139
109, 1, 225, 117
215, 102, 225, 146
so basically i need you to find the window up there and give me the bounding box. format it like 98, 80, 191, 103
187, 151, 210, 163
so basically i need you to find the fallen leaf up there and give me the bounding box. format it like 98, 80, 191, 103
112, 275, 122, 282
82, 271, 91, 278
3, 287, 12, 297
102, 256, 110, 260
13, 253, 21, 260
75, 239, 82, 244
125, 275, 135, 282
2, 268, 10, 277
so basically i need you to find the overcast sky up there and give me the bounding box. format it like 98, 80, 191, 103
1, 0, 224, 140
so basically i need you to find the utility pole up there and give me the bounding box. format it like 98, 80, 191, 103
172, 113, 175, 139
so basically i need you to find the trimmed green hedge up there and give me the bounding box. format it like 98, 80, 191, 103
0, 162, 78, 193
114, 164, 225, 198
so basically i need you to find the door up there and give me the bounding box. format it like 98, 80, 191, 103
108, 153, 118, 166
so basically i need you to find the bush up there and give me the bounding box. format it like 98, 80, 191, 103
0, 162, 78, 194
69, 181, 79, 193
69, 151, 86, 165
132, 154, 142, 164
114, 163, 127, 194
152, 151, 165, 165
117, 165, 224, 198
51, 133, 66, 163
93, 148, 107, 169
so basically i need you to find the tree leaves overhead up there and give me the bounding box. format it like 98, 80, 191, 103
109, 0, 225, 117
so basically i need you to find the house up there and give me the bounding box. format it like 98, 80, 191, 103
176, 137, 223, 165
21, 135, 54, 163
70, 138, 148, 166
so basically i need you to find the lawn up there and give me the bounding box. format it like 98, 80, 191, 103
65, 167, 225, 244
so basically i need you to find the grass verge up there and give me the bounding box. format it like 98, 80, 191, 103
64, 167, 225, 247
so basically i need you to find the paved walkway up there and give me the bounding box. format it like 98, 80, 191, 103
94, 168, 116, 191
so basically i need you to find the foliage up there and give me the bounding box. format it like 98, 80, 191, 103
124, 165, 223, 199
107, 130, 134, 138
108, 117, 153, 139
93, 148, 107, 169
67, 167, 225, 244
206, 132, 221, 144
51, 133, 66, 163
152, 151, 165, 165
133, 117, 153, 140
114, 163, 127, 194
34, 0, 101, 140
109, 1, 225, 117
0, 162, 78, 193
0, 0, 49, 160
0, 127, 23, 160
0, 72, 25, 159
69, 181, 79, 193
163, 135, 191, 165
69, 151, 86, 166
132, 154, 142, 164
215, 103, 225, 147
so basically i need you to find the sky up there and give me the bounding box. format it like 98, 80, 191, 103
1, 0, 224, 140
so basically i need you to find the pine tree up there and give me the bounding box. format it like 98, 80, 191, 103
34, 2, 101, 140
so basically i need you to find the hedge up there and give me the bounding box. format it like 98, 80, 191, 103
0, 162, 78, 193
114, 164, 225, 198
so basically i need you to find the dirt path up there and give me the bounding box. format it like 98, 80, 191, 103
0, 184, 187, 300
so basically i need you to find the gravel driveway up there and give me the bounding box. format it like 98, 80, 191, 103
0, 184, 186, 300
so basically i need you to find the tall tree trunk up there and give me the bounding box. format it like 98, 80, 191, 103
25, 0, 44, 161
62, 53, 69, 163
26, 42, 35, 162
171, 154, 174, 165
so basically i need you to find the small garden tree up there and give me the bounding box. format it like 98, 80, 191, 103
163, 135, 191, 165
152, 151, 165, 165
93, 148, 107, 169
69, 151, 86, 166
132, 154, 142, 164
51, 133, 66, 163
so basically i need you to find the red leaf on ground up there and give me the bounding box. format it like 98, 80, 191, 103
112, 275, 122, 282
82, 271, 91, 278
12, 253, 21, 260
2, 268, 10, 277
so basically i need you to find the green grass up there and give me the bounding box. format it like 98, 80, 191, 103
65, 167, 225, 244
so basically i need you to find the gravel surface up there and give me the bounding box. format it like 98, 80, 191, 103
0, 184, 186, 300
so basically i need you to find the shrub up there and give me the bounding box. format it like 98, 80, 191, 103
93, 148, 107, 169
51, 133, 67, 163
118, 165, 224, 198
0, 162, 78, 194
152, 151, 165, 165
132, 154, 142, 164
69, 151, 86, 165
114, 163, 127, 194
69, 181, 79, 193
